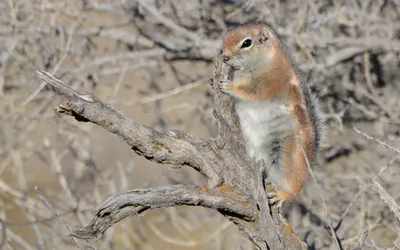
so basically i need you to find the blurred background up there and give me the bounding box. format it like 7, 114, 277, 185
0, 0, 400, 249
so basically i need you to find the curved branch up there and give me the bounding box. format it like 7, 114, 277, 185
35, 70, 220, 186
35, 62, 306, 249
70, 185, 257, 240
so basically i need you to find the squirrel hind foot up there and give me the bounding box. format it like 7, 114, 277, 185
266, 184, 295, 210
266, 189, 284, 210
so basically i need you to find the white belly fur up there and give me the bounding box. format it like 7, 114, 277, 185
236, 98, 294, 191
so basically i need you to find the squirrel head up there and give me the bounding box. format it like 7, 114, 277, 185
221, 23, 276, 74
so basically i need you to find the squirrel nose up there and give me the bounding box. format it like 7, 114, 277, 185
222, 55, 230, 62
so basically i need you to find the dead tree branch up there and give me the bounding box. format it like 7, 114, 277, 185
70, 185, 257, 240
36, 70, 221, 187
35, 58, 306, 249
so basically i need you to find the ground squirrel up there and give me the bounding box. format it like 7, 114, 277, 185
219, 23, 324, 207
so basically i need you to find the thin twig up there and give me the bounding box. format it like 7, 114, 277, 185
338, 156, 400, 227
353, 127, 400, 155
370, 181, 400, 223
296, 135, 342, 250
34, 186, 90, 250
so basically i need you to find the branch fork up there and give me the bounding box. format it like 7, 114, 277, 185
35, 58, 305, 249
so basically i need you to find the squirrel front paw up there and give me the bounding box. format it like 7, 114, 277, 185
219, 80, 235, 96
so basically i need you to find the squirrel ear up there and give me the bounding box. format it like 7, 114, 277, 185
259, 26, 270, 43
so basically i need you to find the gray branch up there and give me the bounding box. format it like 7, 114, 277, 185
35, 58, 306, 250
70, 185, 257, 240
35, 70, 221, 187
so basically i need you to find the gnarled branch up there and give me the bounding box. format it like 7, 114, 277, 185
35, 58, 306, 250
36, 70, 221, 187
70, 185, 257, 240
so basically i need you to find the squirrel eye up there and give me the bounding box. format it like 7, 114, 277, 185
241, 39, 252, 48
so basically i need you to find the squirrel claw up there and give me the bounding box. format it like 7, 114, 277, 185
266, 184, 283, 210
219, 80, 234, 96
267, 192, 283, 210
